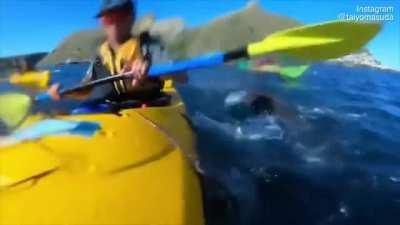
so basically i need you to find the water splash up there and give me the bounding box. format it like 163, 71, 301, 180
193, 112, 284, 141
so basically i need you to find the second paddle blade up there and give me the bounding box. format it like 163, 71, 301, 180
248, 21, 382, 60
0, 93, 32, 131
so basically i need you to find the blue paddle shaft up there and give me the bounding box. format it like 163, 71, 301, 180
35, 92, 52, 101
36, 52, 226, 101
148, 52, 225, 77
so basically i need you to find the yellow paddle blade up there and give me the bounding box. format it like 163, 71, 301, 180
248, 21, 382, 60
9, 70, 51, 90
0, 93, 32, 130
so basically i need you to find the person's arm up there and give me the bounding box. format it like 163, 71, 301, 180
122, 37, 153, 88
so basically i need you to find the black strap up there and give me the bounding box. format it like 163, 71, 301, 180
139, 31, 153, 64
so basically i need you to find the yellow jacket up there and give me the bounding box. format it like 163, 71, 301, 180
98, 37, 174, 97
99, 37, 143, 95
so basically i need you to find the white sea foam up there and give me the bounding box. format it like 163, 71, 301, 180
294, 142, 327, 165
224, 90, 248, 107
389, 176, 400, 183
298, 105, 366, 121
235, 117, 284, 140
193, 112, 284, 141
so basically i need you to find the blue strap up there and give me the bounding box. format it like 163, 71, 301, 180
12, 119, 101, 141
71, 103, 111, 115
149, 52, 225, 77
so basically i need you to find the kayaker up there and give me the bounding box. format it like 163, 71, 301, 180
48, 0, 166, 102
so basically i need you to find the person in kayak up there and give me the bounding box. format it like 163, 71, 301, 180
48, 0, 166, 102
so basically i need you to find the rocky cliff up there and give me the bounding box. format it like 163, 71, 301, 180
167, 2, 300, 59
38, 14, 157, 66
38, 3, 300, 65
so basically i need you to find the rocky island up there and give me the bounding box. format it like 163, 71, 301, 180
331, 49, 396, 72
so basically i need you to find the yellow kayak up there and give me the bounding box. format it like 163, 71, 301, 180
0, 87, 204, 225
9, 70, 51, 90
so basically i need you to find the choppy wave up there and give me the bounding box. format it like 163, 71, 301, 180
193, 112, 284, 141
182, 63, 400, 225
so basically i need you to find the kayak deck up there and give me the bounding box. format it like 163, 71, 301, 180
0, 89, 204, 225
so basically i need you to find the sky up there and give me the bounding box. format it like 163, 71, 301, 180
0, 0, 398, 69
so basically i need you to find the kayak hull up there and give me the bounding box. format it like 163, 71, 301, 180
0, 89, 204, 225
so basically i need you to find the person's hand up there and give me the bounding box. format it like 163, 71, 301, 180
48, 83, 61, 101
48, 83, 90, 101
123, 58, 150, 87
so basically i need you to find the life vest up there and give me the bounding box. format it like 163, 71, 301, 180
99, 37, 143, 95
99, 36, 174, 95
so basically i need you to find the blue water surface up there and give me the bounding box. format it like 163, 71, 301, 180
1, 62, 400, 225
179, 63, 400, 225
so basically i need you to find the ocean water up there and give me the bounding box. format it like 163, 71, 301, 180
180, 63, 400, 225
1, 62, 400, 225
